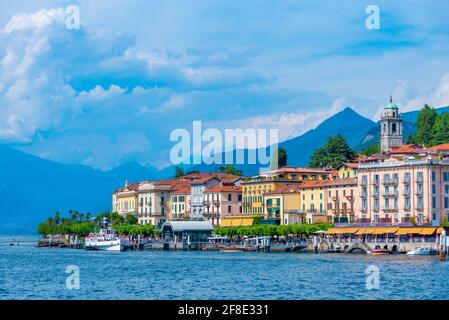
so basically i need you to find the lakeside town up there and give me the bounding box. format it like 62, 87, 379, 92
37, 100, 449, 255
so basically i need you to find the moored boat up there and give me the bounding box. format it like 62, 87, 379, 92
367, 249, 391, 255
85, 228, 128, 251
219, 246, 244, 252
406, 247, 436, 255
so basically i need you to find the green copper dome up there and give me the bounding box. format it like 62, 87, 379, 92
385, 96, 397, 109
385, 102, 398, 109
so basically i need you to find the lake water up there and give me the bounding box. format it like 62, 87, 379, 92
1, 237, 449, 300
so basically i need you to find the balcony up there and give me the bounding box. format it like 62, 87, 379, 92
382, 208, 398, 213
382, 179, 398, 186
382, 192, 398, 198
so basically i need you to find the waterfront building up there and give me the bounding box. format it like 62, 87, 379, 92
263, 185, 303, 225
161, 221, 214, 249
189, 173, 242, 221
203, 185, 243, 226
169, 185, 191, 221
190, 177, 222, 220
380, 96, 403, 153
242, 167, 328, 218
137, 180, 181, 226
298, 180, 330, 224
112, 181, 139, 216
356, 151, 449, 225
326, 178, 357, 223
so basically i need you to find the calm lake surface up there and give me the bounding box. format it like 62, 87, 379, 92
1, 237, 449, 300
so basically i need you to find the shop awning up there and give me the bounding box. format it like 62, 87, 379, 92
220, 219, 232, 227
355, 228, 376, 235
326, 228, 359, 234
420, 228, 436, 235
220, 217, 255, 227
437, 227, 445, 234
396, 228, 423, 235
372, 228, 398, 234
241, 218, 255, 226
230, 218, 243, 226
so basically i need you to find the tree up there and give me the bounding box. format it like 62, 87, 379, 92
431, 113, 449, 146
219, 164, 242, 176
414, 105, 437, 146
175, 166, 185, 178
271, 147, 288, 169
186, 169, 199, 175
309, 135, 356, 169
360, 143, 380, 157
125, 214, 138, 225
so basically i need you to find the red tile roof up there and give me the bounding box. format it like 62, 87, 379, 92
204, 185, 242, 193
113, 182, 140, 193
170, 185, 191, 194
263, 185, 301, 195
299, 180, 330, 188
262, 167, 328, 175
388, 144, 423, 155
342, 162, 359, 169
427, 143, 449, 151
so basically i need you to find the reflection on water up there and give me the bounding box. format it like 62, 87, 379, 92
0, 239, 448, 300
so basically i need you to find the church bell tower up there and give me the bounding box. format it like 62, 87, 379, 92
380, 96, 403, 153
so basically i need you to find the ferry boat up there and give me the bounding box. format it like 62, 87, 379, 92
406, 247, 436, 256
85, 228, 128, 251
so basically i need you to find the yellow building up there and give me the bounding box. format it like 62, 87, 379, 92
112, 181, 139, 216
264, 185, 303, 225
337, 162, 358, 179
242, 179, 290, 215
298, 180, 330, 224
242, 167, 328, 219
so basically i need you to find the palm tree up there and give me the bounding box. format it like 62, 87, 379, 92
69, 210, 74, 222
86, 212, 91, 221
54, 211, 60, 225
72, 211, 78, 222
79, 213, 84, 222
47, 217, 54, 225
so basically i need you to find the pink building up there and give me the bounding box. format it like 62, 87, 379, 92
356, 150, 449, 225
203, 185, 243, 226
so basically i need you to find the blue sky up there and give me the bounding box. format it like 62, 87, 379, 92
0, 0, 449, 170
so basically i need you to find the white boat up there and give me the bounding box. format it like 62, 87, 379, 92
85, 228, 128, 251
406, 247, 436, 256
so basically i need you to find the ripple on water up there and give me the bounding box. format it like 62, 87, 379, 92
1, 245, 449, 300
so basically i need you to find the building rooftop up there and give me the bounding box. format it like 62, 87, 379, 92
204, 185, 242, 193
162, 221, 214, 232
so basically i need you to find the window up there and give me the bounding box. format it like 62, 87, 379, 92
444, 172, 449, 182
384, 199, 389, 209
444, 197, 449, 209
432, 197, 437, 209
228, 205, 231, 213
405, 197, 410, 210
228, 194, 232, 201
432, 172, 436, 182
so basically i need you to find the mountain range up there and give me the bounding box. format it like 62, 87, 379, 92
1, 106, 447, 234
